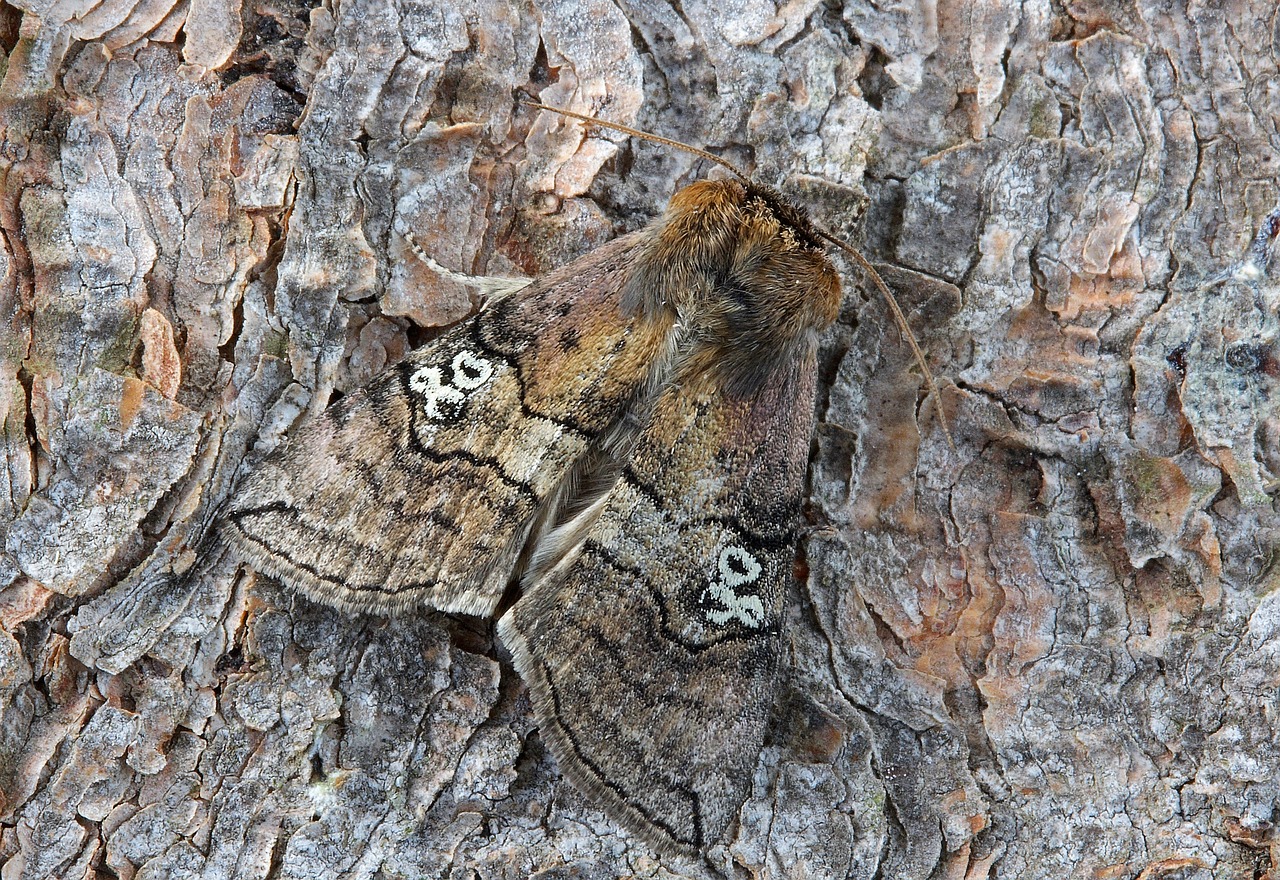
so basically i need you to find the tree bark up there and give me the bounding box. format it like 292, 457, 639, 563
2, 0, 1278, 878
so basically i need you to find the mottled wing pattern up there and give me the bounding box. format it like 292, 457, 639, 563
222, 234, 669, 616
499, 354, 818, 855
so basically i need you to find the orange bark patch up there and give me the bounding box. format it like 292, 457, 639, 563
140, 307, 182, 399
119, 375, 146, 429
0, 577, 55, 629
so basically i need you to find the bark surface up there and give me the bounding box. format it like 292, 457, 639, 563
1, 0, 1277, 878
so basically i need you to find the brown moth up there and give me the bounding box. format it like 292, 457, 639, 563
220, 109, 927, 856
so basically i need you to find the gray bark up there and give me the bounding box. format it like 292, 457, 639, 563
1, 0, 1277, 878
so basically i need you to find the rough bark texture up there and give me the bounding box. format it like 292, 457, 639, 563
1, 0, 1277, 878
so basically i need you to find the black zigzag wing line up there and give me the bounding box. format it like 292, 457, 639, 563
541, 658, 705, 851
580, 543, 782, 656
308, 454, 469, 535
469, 298, 612, 439
393, 366, 543, 506
415, 445, 539, 506
225, 503, 440, 595
559, 574, 770, 708
617, 468, 796, 551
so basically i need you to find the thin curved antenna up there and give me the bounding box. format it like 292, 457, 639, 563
523, 102, 749, 182
816, 230, 956, 451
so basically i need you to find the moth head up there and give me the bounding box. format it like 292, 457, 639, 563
626, 179, 842, 389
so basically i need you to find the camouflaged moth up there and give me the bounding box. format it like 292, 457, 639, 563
221, 106, 940, 857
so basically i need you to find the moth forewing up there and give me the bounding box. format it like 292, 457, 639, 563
221, 233, 671, 617
499, 357, 822, 856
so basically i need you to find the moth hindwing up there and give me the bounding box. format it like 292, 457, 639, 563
221, 179, 842, 856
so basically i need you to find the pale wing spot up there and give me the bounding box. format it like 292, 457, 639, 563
409, 350, 495, 421
702, 546, 765, 629
718, 546, 762, 587
409, 365, 466, 420
451, 351, 495, 390
704, 590, 765, 629
730, 595, 765, 628
706, 608, 735, 626
703, 582, 734, 610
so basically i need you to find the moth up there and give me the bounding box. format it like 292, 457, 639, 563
220, 107, 939, 856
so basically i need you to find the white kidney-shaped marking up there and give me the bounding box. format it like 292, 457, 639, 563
450, 351, 494, 390
703, 545, 765, 629
718, 545, 762, 587
409, 349, 495, 420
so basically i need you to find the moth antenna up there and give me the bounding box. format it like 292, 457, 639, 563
524, 102, 749, 183
403, 233, 532, 302
816, 229, 957, 452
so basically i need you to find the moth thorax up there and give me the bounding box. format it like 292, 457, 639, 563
627, 179, 842, 347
